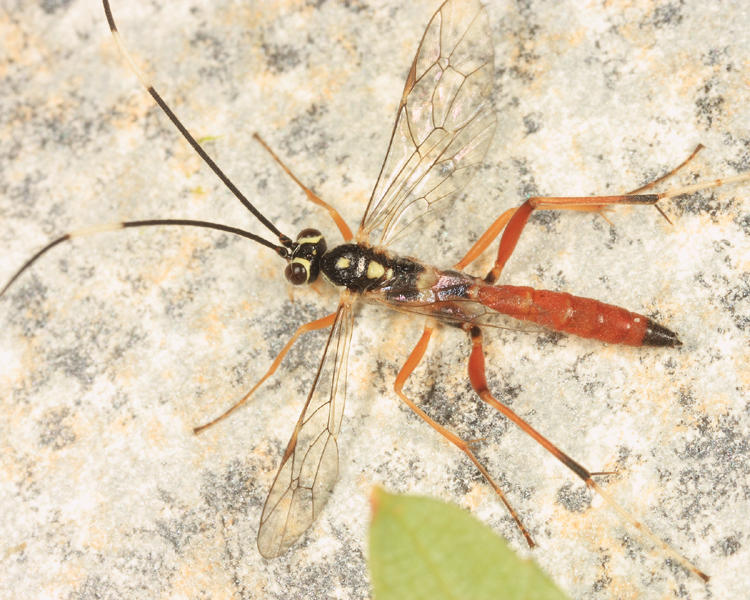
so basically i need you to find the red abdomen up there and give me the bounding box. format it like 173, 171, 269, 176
477, 284, 680, 347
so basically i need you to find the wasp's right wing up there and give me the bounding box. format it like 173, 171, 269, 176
359, 0, 496, 247
257, 301, 354, 558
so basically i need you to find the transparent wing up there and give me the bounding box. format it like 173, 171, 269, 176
359, 0, 495, 246
364, 291, 545, 335
257, 301, 354, 558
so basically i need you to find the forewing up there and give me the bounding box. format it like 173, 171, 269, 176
257, 302, 354, 558
359, 0, 495, 246
364, 291, 545, 335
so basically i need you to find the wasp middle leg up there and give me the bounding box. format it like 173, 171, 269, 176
393, 323, 535, 546
194, 311, 338, 433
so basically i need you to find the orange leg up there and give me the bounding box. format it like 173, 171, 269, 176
484, 193, 667, 284
453, 206, 517, 270
456, 196, 649, 278
394, 324, 536, 547
193, 311, 338, 434
627, 144, 703, 195
455, 145, 706, 277
253, 133, 353, 241
487, 166, 750, 284
464, 324, 709, 581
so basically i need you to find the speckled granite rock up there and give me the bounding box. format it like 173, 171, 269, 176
1, 1, 748, 599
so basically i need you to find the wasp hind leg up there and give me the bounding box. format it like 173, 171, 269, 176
455, 144, 709, 280
464, 325, 709, 581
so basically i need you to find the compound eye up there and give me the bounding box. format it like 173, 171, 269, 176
285, 262, 308, 285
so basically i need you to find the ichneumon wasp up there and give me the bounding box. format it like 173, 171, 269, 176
1, 0, 750, 596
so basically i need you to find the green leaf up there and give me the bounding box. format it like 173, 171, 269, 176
369, 488, 569, 600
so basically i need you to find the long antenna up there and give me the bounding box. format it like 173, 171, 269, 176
0, 219, 289, 299
101, 0, 292, 248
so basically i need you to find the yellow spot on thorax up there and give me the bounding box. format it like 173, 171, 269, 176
336, 256, 351, 269
366, 260, 385, 279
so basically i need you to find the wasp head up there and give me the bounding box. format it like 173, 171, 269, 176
284, 228, 327, 285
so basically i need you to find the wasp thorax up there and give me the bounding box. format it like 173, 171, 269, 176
284, 228, 327, 285
320, 243, 396, 292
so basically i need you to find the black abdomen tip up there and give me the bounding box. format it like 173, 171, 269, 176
643, 319, 682, 347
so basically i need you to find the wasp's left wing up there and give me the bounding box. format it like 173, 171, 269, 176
359, 0, 495, 246
257, 301, 354, 558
